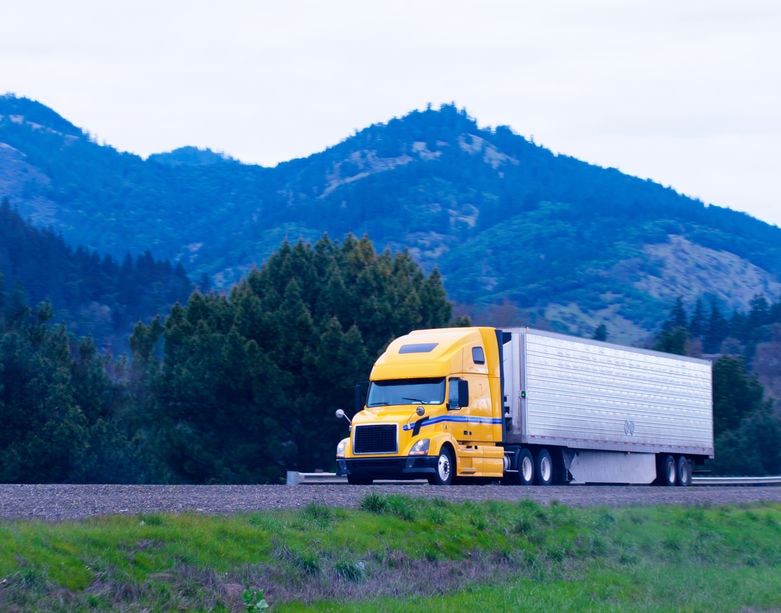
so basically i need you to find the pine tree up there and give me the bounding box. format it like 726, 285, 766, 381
690, 298, 706, 339
748, 294, 770, 329
710, 355, 781, 475
704, 300, 729, 353
129, 233, 456, 482
655, 298, 691, 355
592, 324, 608, 342
666, 296, 688, 331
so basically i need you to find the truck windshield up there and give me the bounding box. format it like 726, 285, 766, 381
367, 378, 446, 407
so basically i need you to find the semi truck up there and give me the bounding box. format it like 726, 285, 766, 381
335, 327, 713, 486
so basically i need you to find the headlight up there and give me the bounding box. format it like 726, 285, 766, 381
409, 438, 430, 456
336, 438, 348, 458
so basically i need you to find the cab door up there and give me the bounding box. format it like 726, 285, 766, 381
447, 345, 496, 474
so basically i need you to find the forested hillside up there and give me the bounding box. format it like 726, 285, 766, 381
0, 199, 192, 349
2, 234, 779, 483
0, 235, 457, 482
2, 93, 781, 483
3, 94, 781, 342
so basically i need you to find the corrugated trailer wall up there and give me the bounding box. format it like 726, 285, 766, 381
504, 328, 713, 457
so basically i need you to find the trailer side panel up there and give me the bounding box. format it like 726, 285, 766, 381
504, 328, 713, 458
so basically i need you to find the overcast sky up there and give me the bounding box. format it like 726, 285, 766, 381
2, 1, 779, 227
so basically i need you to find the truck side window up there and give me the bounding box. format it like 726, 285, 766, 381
472, 346, 485, 364
447, 378, 469, 410
448, 378, 459, 410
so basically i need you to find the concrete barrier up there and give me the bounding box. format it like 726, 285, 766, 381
286, 471, 346, 485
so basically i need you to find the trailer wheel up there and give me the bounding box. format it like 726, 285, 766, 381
535, 448, 553, 485
658, 454, 677, 486
429, 446, 454, 485
517, 449, 534, 485
676, 456, 692, 487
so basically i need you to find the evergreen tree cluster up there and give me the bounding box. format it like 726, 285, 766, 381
0, 287, 144, 482
0, 199, 193, 350
654, 294, 781, 357
0, 234, 456, 484
129, 234, 455, 483
654, 297, 781, 476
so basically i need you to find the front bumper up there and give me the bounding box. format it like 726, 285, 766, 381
336, 456, 438, 480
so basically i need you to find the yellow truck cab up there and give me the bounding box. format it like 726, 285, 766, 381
335, 327, 506, 484
336, 326, 714, 486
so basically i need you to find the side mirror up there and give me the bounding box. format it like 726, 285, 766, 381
335, 408, 351, 424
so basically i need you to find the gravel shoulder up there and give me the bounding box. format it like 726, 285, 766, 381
2, 484, 781, 521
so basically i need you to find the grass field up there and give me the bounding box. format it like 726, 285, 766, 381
1, 493, 780, 611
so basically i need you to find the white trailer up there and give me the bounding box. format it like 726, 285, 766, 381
501, 328, 714, 485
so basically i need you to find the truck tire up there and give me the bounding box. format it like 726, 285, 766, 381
517, 448, 534, 485
658, 454, 677, 486
676, 456, 692, 487
535, 448, 553, 485
429, 446, 454, 485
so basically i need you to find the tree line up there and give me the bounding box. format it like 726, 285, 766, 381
1, 233, 779, 482
654, 297, 781, 476
655, 294, 781, 356
1, 235, 457, 483
0, 199, 193, 352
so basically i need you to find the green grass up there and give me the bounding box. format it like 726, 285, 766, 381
1, 496, 780, 611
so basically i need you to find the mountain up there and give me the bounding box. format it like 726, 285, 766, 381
2, 93, 781, 343
147, 146, 238, 167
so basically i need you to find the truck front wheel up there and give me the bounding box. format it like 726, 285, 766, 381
429, 446, 454, 485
